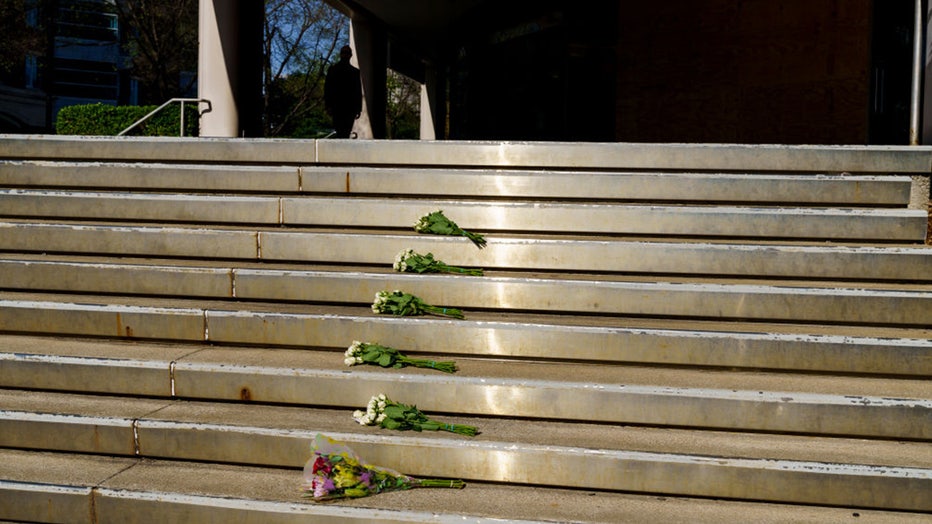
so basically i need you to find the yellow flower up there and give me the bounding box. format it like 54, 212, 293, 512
333, 464, 358, 489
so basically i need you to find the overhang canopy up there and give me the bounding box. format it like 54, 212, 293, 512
327, 0, 490, 61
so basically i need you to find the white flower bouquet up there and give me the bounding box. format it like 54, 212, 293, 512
393, 249, 483, 276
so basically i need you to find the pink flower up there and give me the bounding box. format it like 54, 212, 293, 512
313, 475, 331, 498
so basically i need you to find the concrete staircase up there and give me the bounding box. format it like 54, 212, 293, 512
0, 135, 930, 523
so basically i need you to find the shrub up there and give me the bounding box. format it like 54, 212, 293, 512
55, 103, 199, 136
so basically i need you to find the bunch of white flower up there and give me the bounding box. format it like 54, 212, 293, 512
353, 394, 388, 425
344, 341, 365, 366
371, 291, 393, 314
393, 249, 415, 272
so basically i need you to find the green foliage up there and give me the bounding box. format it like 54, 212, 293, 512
55, 103, 199, 136
265, 68, 332, 137
386, 69, 420, 139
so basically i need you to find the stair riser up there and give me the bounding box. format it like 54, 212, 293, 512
93, 491, 472, 524
0, 301, 205, 340
1, 357, 173, 397
0, 162, 302, 192
3, 301, 929, 375
0, 161, 913, 204
0, 416, 928, 511
2, 260, 930, 326
0, 223, 261, 259
4, 223, 932, 280
0, 414, 136, 455
0, 483, 92, 523
0, 191, 280, 224
314, 140, 932, 174
284, 198, 928, 241
2, 191, 925, 240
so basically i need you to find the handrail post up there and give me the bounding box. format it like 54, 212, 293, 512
910, 0, 925, 145
117, 98, 209, 137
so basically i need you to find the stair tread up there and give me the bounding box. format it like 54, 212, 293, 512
2, 389, 929, 469
1, 189, 924, 241
6, 217, 931, 247
4, 449, 924, 524
2, 334, 930, 400
2, 251, 932, 287
0, 160, 914, 205
3, 335, 930, 441
3, 290, 930, 341
2, 255, 930, 326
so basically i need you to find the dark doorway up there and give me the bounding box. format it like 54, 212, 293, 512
869, 1, 917, 145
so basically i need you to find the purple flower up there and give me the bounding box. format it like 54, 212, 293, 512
360, 472, 371, 487
313, 475, 331, 498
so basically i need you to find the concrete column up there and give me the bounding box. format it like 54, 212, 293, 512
923, 0, 932, 144
419, 83, 435, 140
350, 18, 386, 139
197, 0, 263, 137
420, 65, 446, 140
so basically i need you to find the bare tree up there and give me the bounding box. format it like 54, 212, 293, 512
263, 0, 347, 136
0, 0, 45, 84
115, 0, 198, 103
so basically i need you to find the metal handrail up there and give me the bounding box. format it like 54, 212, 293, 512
117, 98, 211, 137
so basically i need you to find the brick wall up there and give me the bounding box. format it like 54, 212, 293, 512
615, 0, 871, 144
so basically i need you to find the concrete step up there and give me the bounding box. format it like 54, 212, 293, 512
0, 160, 914, 205
1, 189, 926, 240
0, 389, 930, 512
1, 256, 930, 326
1, 336, 929, 439
2, 293, 930, 376
3, 221, 932, 280
5, 450, 927, 524
2, 135, 930, 520
3, 135, 932, 175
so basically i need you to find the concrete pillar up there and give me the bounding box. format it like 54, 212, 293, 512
923, 1, 932, 145
420, 65, 446, 140
197, 0, 263, 137
419, 83, 435, 140
350, 18, 386, 139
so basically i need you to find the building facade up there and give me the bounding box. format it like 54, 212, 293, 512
320, 0, 926, 145
0, 0, 133, 133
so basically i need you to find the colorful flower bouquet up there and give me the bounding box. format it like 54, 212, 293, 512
345, 340, 458, 373
414, 210, 487, 249
393, 249, 484, 276
353, 394, 479, 436
303, 434, 465, 501
371, 290, 464, 319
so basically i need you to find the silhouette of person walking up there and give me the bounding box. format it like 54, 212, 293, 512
324, 45, 362, 138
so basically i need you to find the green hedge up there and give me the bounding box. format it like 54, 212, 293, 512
55, 103, 199, 136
